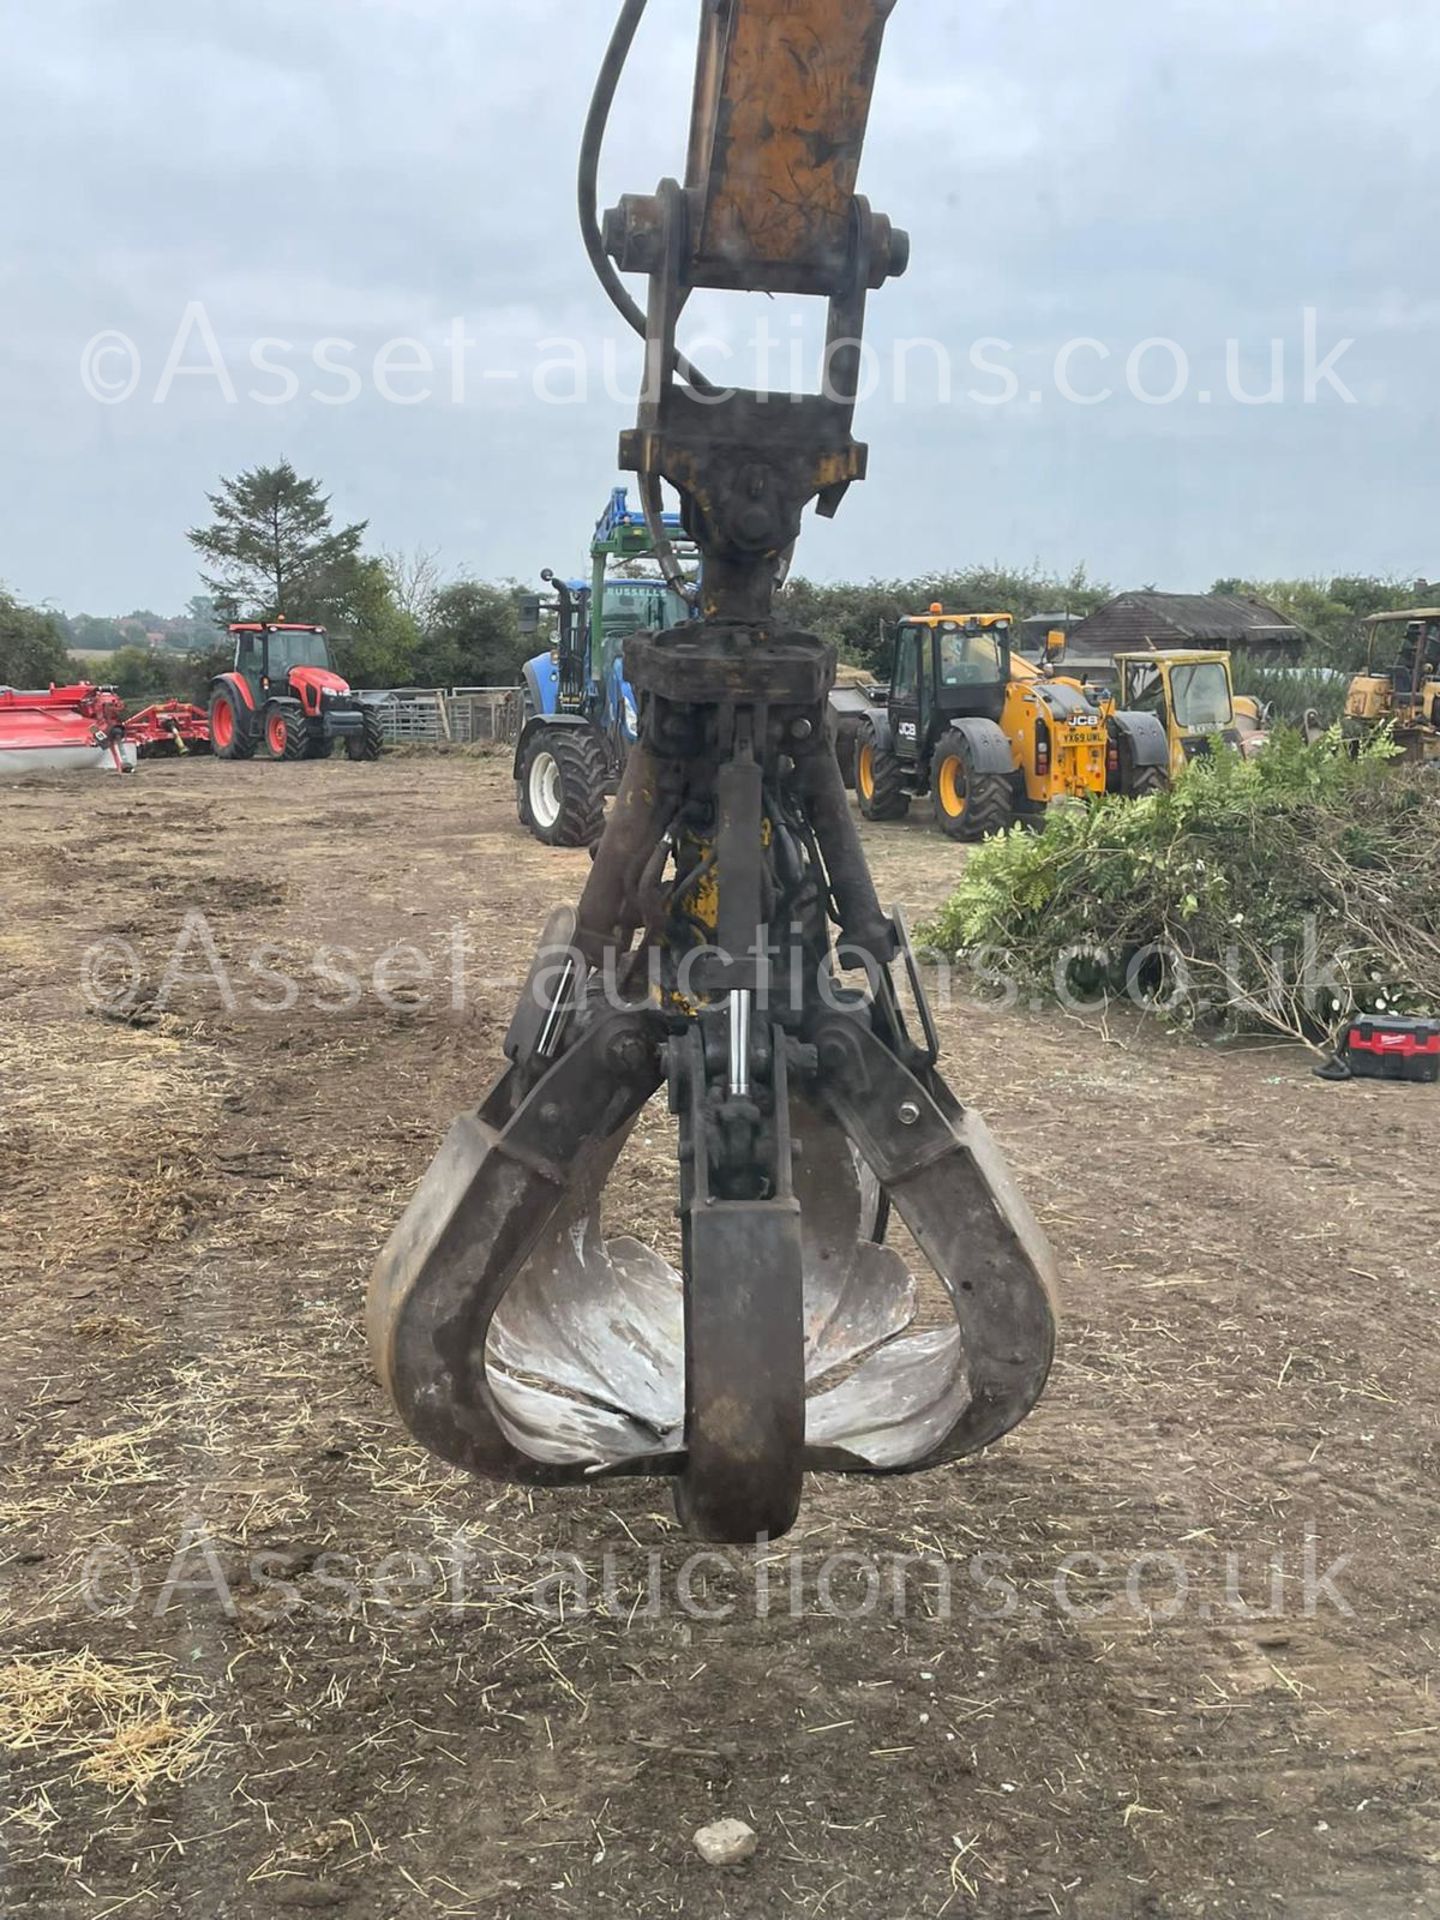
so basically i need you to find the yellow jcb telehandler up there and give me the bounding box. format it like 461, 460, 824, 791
833, 608, 1170, 839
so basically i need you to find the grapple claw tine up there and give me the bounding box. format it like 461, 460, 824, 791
806, 1016, 1058, 1473
367, 1001, 669, 1486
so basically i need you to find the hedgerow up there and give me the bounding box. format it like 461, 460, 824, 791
921, 732, 1440, 1047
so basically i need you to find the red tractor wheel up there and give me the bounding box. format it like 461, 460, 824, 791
265, 705, 308, 761
209, 686, 256, 760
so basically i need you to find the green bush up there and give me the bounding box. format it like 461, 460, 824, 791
921, 733, 1439, 1047
0, 587, 72, 687
1231, 652, 1351, 728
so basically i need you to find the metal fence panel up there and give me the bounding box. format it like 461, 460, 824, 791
449, 692, 523, 745
370, 689, 523, 748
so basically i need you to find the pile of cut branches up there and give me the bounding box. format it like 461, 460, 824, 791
922, 732, 1440, 1048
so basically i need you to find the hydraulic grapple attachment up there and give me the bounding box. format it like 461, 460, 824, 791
369, 0, 1058, 1542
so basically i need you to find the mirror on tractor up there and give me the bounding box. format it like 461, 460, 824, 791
518, 595, 544, 636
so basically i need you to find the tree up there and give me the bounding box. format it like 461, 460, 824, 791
380, 545, 444, 632
188, 460, 366, 623
157, 596, 225, 653
180, 642, 233, 706
186, 593, 223, 631
102, 646, 192, 703
328, 558, 421, 688
0, 587, 72, 687
1210, 574, 1426, 670
414, 581, 528, 687
68, 613, 129, 653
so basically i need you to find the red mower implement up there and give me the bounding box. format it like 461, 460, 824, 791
0, 683, 136, 775
209, 622, 385, 763
0, 684, 213, 776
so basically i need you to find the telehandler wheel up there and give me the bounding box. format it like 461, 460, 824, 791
854, 721, 911, 821
931, 731, 1014, 841
521, 728, 608, 848
265, 704, 308, 762
209, 686, 257, 761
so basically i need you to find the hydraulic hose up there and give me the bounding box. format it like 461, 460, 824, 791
579, 0, 719, 398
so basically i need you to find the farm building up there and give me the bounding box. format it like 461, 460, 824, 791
1064, 591, 1309, 668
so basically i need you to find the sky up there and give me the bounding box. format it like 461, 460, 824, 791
2, 0, 1438, 617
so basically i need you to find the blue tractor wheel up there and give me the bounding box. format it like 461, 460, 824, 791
519, 728, 608, 848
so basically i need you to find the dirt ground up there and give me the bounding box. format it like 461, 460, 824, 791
1, 752, 1436, 1920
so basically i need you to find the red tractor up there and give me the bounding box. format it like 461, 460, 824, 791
208, 622, 384, 762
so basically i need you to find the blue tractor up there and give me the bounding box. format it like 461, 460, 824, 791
514, 488, 698, 846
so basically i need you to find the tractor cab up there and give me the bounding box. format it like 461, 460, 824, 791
587, 490, 696, 743
229, 622, 336, 706
594, 577, 690, 720
514, 487, 702, 849
527, 576, 594, 710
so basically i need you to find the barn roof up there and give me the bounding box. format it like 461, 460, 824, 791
1066, 592, 1308, 657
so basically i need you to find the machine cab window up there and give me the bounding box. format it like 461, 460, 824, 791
891, 624, 923, 702
1124, 661, 1167, 723
1169, 661, 1233, 730
937, 622, 1006, 687
265, 628, 333, 676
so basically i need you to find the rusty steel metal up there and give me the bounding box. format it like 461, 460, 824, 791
685, 0, 901, 292
369, 0, 1059, 1543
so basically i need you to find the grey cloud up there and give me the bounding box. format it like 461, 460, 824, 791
0, 0, 1434, 614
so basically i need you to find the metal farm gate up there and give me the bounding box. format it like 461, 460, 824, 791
371, 689, 523, 749
449, 689, 524, 745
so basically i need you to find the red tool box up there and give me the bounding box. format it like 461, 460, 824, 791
1337, 1016, 1440, 1084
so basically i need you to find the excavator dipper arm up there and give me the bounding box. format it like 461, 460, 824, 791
369, 0, 1058, 1543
